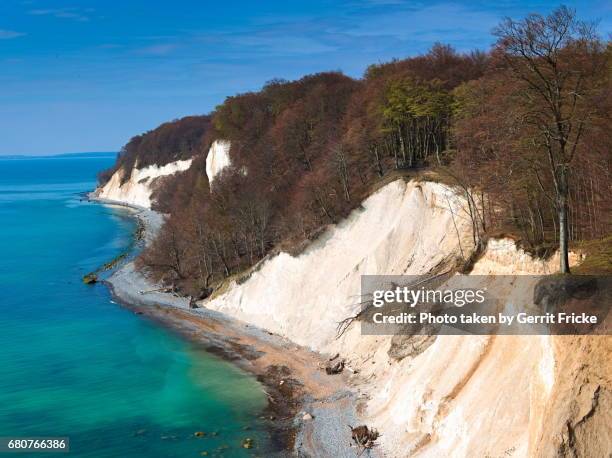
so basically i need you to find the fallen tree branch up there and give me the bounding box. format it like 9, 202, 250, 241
335, 269, 454, 339
349, 425, 380, 455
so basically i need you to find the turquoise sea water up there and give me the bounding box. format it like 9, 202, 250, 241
0, 155, 271, 457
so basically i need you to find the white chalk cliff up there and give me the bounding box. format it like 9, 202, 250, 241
206, 140, 231, 184
96, 139, 231, 208
206, 180, 471, 350
96, 158, 192, 209
202, 178, 604, 457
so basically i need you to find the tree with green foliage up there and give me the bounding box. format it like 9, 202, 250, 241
382, 77, 452, 167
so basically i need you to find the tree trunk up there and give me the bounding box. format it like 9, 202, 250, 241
558, 168, 571, 273
397, 124, 407, 167
558, 193, 571, 274
372, 145, 383, 177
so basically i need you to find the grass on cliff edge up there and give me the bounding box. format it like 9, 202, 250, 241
572, 236, 612, 275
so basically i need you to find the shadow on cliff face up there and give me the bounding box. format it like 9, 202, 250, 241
532, 275, 612, 457
534, 332, 612, 458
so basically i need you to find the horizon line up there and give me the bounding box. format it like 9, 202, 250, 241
0, 151, 118, 158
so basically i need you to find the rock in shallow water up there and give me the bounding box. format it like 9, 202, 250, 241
242, 437, 254, 449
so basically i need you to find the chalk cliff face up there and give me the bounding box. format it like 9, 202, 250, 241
96, 138, 232, 207
202, 178, 608, 457
206, 180, 472, 349
96, 159, 192, 209
471, 238, 583, 275
205, 140, 231, 184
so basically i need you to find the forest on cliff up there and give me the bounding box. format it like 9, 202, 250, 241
99, 7, 611, 296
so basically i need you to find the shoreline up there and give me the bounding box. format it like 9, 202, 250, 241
90, 195, 368, 457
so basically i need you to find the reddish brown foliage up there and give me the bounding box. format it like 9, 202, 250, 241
116, 30, 609, 294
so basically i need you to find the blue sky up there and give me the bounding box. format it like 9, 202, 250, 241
0, 0, 609, 155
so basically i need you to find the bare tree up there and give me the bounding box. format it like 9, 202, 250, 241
494, 6, 605, 273
332, 144, 351, 202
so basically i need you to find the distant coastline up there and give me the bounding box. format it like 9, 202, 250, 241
0, 152, 118, 160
